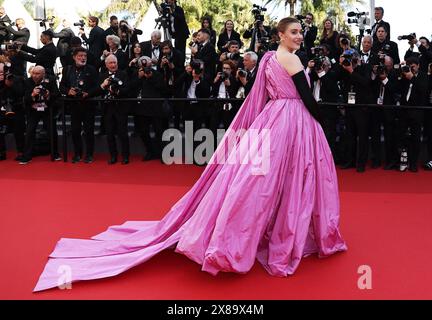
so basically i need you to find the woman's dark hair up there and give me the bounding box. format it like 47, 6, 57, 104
201, 16, 213, 30
160, 40, 173, 50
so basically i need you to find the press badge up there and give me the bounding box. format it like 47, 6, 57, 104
377, 97, 384, 105
348, 92, 356, 104
37, 107, 45, 111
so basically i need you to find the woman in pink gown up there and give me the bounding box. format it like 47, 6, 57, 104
34, 17, 347, 292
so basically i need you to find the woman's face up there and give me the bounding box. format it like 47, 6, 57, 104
324, 20, 332, 30
278, 22, 303, 52
203, 20, 210, 29
225, 21, 234, 31
133, 44, 141, 54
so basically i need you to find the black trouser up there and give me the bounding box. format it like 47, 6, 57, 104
399, 109, 424, 166
321, 107, 339, 162
174, 38, 186, 65
370, 108, 399, 165
23, 108, 58, 159
104, 103, 129, 158
345, 108, 369, 166
135, 115, 163, 157
70, 103, 95, 157
0, 110, 25, 154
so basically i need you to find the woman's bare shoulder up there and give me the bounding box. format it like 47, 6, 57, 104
275, 51, 304, 76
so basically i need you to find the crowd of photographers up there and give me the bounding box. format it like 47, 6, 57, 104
0, 3, 432, 172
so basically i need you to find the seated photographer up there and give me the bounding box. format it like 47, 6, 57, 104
217, 20, 243, 54
50, 19, 75, 67
398, 57, 429, 172
101, 35, 128, 72
370, 64, 400, 170
129, 56, 168, 161
218, 40, 243, 71
157, 40, 184, 96
243, 20, 271, 53
0, 61, 25, 161
201, 16, 217, 47
139, 30, 162, 71
190, 28, 217, 82
404, 36, 432, 73
95, 54, 130, 165
235, 51, 258, 97
337, 50, 374, 172
17, 30, 57, 76
60, 47, 99, 163
19, 66, 61, 164
371, 26, 400, 65
211, 60, 240, 132
307, 56, 340, 160
174, 60, 211, 135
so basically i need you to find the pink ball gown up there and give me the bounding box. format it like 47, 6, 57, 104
34, 51, 347, 292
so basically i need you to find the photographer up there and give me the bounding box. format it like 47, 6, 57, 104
370, 64, 400, 170
17, 30, 57, 76
0, 6, 11, 43
211, 60, 239, 132
218, 40, 243, 71
158, 40, 183, 95
19, 66, 61, 164
50, 19, 75, 67
404, 36, 432, 73
236, 51, 258, 97
371, 7, 391, 42
104, 16, 119, 39
301, 13, 318, 59
425, 63, 432, 170
337, 50, 374, 172
139, 30, 162, 70
95, 54, 130, 165
371, 26, 400, 65
4, 18, 30, 44
174, 60, 211, 135
243, 20, 271, 54
60, 47, 99, 163
164, 0, 190, 60
130, 56, 168, 161
398, 57, 429, 172
79, 16, 105, 61
190, 28, 217, 82
0, 61, 25, 161
307, 54, 340, 160
118, 20, 143, 59
63, 36, 98, 68
101, 35, 128, 71
217, 20, 243, 54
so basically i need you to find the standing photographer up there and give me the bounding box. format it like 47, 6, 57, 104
95, 54, 130, 165
118, 20, 143, 59
190, 28, 217, 82
371, 26, 400, 65
404, 36, 432, 73
50, 19, 75, 67
19, 66, 61, 164
300, 13, 318, 59
4, 18, 30, 44
236, 51, 258, 96
218, 40, 243, 71
139, 30, 162, 70
60, 48, 99, 163
162, 0, 190, 60
0, 61, 25, 161
101, 35, 128, 71
0, 6, 11, 43
158, 40, 183, 96
243, 20, 271, 54
79, 16, 105, 62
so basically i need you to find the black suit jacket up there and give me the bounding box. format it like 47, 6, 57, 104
6, 26, 30, 44
303, 25, 318, 57
404, 46, 432, 73
130, 70, 168, 115
174, 72, 211, 99
217, 31, 243, 53
59, 64, 99, 98
372, 40, 400, 65
0, 14, 11, 40
372, 76, 398, 105
193, 42, 217, 81
171, 5, 190, 40
371, 20, 391, 42
19, 42, 57, 75
243, 26, 271, 52
81, 26, 105, 60
140, 40, 161, 59
244, 66, 258, 96
400, 72, 429, 107
309, 70, 340, 103
211, 75, 239, 99
24, 74, 60, 110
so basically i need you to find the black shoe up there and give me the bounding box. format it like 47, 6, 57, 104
14, 154, 23, 161
143, 152, 155, 161
19, 157, 31, 165
0, 153, 6, 161
384, 162, 398, 170
72, 155, 81, 163
356, 165, 366, 173
84, 155, 94, 164
371, 161, 381, 169
121, 157, 129, 165
340, 162, 355, 169
424, 161, 432, 171
53, 153, 62, 161
108, 156, 117, 164
409, 164, 418, 172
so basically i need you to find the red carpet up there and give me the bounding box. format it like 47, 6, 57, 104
1, 153, 432, 300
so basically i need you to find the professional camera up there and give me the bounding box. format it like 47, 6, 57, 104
257, 36, 270, 51
398, 33, 416, 41
252, 4, 267, 22
218, 72, 229, 81
1, 41, 21, 52
311, 46, 326, 70
108, 75, 123, 88
74, 19, 85, 29
0, 98, 15, 117
34, 79, 50, 102
73, 79, 85, 98
347, 11, 370, 30
401, 65, 411, 73
39, 16, 55, 28
136, 57, 154, 74
160, 2, 172, 14
162, 54, 173, 63
238, 68, 248, 78
376, 64, 387, 75
226, 52, 240, 60
341, 49, 358, 67
190, 60, 204, 75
